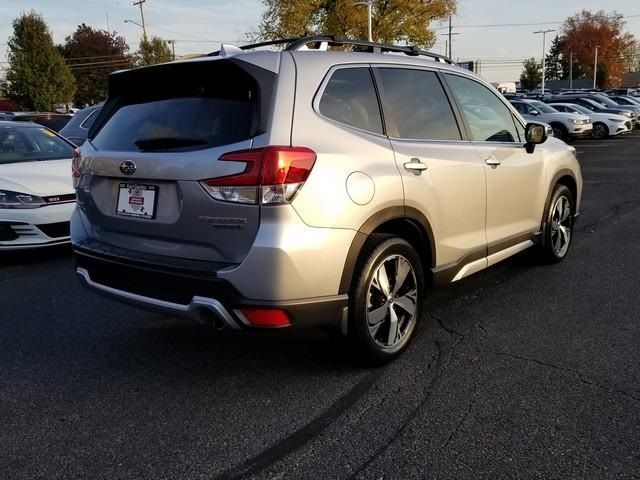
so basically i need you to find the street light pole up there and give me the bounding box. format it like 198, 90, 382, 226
593, 45, 600, 89
569, 51, 573, 89
353, 0, 377, 42
533, 29, 555, 93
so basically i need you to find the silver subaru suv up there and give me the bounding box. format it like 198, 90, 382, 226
72, 36, 582, 363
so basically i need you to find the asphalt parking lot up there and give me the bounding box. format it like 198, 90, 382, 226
2, 131, 640, 480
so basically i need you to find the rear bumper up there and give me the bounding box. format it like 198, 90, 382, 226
73, 243, 347, 330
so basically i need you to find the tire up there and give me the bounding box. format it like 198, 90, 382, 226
348, 235, 425, 364
551, 123, 568, 141
538, 184, 575, 263
591, 122, 609, 139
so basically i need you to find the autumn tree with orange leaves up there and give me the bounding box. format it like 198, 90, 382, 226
559, 10, 635, 88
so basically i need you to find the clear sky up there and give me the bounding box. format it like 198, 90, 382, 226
1, 0, 639, 83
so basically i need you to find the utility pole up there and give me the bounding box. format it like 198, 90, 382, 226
441, 16, 459, 59
568, 51, 573, 89
533, 29, 555, 93
168, 40, 176, 61
133, 0, 147, 41
593, 45, 600, 89
106, 11, 110, 32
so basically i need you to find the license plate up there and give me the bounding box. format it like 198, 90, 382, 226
116, 183, 158, 219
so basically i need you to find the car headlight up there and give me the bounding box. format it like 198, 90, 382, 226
571, 119, 580, 124
609, 118, 623, 122
0, 190, 46, 209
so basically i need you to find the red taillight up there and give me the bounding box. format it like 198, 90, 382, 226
72, 148, 81, 178
241, 308, 291, 328
201, 146, 316, 205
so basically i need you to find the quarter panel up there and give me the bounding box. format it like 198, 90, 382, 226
289, 62, 402, 231
218, 206, 356, 300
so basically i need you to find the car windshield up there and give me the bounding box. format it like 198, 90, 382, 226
591, 96, 619, 107
0, 126, 75, 164
530, 101, 556, 113
568, 104, 593, 116
621, 96, 640, 105
581, 98, 605, 110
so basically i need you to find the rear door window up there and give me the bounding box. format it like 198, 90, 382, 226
375, 68, 461, 141
92, 60, 265, 152
318, 67, 384, 135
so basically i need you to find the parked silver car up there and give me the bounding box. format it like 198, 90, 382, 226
72, 36, 582, 362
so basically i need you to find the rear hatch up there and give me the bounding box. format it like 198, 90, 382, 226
77, 58, 276, 264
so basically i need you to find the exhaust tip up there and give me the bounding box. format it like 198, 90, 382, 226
196, 308, 225, 330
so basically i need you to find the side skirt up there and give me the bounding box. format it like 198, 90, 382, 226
432, 232, 540, 287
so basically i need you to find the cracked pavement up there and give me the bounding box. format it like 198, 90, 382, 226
1, 131, 640, 479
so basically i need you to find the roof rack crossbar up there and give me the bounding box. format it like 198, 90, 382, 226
207, 35, 456, 65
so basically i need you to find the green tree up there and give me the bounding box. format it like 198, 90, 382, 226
6, 12, 75, 111
136, 37, 173, 66
545, 36, 564, 81
520, 58, 542, 90
63, 24, 131, 106
257, 0, 457, 48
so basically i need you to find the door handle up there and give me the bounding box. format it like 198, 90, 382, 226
485, 155, 502, 167
403, 158, 428, 175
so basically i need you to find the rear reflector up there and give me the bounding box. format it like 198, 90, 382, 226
200, 146, 316, 205
241, 308, 291, 327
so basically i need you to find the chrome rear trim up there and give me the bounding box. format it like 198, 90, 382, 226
76, 267, 242, 329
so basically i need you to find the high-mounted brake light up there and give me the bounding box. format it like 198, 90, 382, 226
200, 146, 316, 205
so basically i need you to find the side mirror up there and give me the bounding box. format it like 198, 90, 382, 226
530, 109, 540, 116
524, 123, 548, 154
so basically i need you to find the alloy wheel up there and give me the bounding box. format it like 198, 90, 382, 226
550, 195, 572, 257
592, 123, 607, 139
366, 254, 418, 349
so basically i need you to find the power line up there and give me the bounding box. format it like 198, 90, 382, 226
434, 13, 640, 30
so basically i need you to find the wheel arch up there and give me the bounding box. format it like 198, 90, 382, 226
540, 169, 578, 244
338, 206, 436, 294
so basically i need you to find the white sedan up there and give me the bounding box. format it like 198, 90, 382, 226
549, 103, 632, 139
0, 122, 76, 250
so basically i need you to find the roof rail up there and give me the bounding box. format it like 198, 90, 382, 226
207, 35, 456, 65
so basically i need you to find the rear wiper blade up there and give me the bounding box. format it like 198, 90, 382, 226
133, 137, 208, 151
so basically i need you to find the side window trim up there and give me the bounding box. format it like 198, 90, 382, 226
312, 64, 386, 137
370, 64, 466, 143
442, 72, 525, 146
79, 109, 98, 129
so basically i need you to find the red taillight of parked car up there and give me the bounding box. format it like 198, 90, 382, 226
200, 146, 316, 205
72, 148, 81, 177
241, 308, 291, 328
72, 148, 82, 188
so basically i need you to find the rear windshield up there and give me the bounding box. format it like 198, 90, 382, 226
0, 126, 75, 164
14, 116, 71, 132
92, 60, 263, 152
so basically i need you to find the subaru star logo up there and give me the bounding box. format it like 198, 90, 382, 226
119, 161, 136, 175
